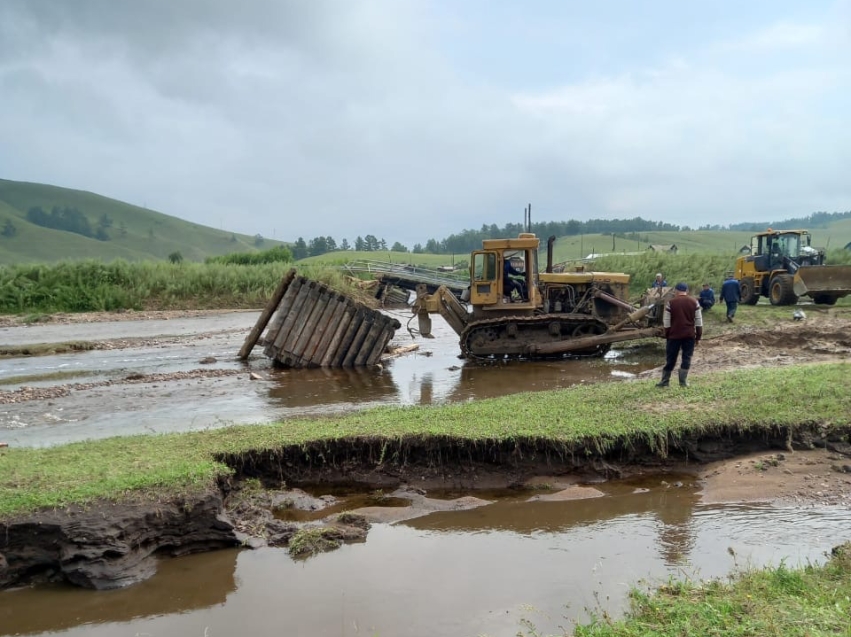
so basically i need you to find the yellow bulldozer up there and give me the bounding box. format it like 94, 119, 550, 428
413, 233, 669, 360
734, 229, 851, 306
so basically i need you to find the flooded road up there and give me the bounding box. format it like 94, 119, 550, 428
1, 310, 657, 447
2, 479, 849, 637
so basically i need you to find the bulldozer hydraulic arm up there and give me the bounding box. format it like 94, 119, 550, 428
414, 284, 469, 337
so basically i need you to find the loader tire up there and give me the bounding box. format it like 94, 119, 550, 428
769, 274, 798, 306
813, 294, 838, 306
740, 277, 759, 305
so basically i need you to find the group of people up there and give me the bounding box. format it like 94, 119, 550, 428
653, 272, 742, 388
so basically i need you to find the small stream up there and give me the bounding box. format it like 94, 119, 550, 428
2, 479, 848, 637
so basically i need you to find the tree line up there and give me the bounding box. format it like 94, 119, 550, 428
723, 210, 851, 232
25, 206, 116, 241
290, 234, 408, 258
421, 217, 682, 255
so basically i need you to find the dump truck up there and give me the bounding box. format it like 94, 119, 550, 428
413, 233, 670, 359
734, 229, 851, 306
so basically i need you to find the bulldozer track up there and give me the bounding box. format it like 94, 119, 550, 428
460, 313, 610, 360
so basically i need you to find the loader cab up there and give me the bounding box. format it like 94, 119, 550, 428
754, 230, 811, 270
470, 233, 540, 310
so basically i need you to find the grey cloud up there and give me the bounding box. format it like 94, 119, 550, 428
1, 1, 849, 246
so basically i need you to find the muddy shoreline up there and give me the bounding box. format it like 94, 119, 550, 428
3, 426, 850, 591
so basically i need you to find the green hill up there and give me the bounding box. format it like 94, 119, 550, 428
0, 179, 277, 264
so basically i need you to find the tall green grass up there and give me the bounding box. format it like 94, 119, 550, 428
0, 260, 376, 314
0, 260, 293, 313
205, 245, 293, 265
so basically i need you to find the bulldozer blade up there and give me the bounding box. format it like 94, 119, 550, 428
792, 265, 851, 298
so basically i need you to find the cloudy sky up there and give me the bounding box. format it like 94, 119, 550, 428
1, 1, 850, 245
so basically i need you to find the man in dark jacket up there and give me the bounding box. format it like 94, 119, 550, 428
720, 274, 741, 322
657, 282, 703, 388
698, 283, 715, 311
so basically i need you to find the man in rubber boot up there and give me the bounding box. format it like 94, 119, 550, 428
657, 282, 703, 388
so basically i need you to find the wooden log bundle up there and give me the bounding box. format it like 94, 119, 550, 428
240, 269, 401, 368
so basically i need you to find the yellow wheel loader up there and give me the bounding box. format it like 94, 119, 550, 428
413, 233, 669, 360
734, 229, 851, 306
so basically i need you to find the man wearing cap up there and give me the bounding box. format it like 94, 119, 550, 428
657, 282, 703, 388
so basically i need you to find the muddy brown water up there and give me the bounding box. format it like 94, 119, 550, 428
2, 480, 849, 637
0, 311, 657, 447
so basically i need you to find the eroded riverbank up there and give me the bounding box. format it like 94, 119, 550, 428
2, 440, 850, 637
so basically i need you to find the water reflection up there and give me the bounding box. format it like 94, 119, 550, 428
406, 479, 699, 567
0, 549, 239, 636
265, 365, 399, 408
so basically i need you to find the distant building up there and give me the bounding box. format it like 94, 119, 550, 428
844, 241, 851, 251
646, 244, 678, 254
739, 245, 752, 254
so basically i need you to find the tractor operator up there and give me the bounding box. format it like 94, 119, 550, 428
657, 282, 703, 388
503, 257, 527, 301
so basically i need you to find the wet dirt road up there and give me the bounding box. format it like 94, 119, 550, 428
2, 477, 849, 637
0, 310, 656, 447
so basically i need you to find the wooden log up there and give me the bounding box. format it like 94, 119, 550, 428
275, 282, 319, 365
380, 343, 419, 360
290, 291, 333, 366
365, 322, 396, 366
320, 306, 355, 367
354, 318, 385, 367
271, 279, 313, 365
307, 295, 348, 367
263, 273, 303, 343
332, 309, 366, 367
342, 314, 374, 367
369, 316, 402, 365
528, 326, 661, 356
238, 268, 297, 359
264, 278, 308, 358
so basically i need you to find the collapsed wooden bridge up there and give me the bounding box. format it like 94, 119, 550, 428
239, 269, 401, 368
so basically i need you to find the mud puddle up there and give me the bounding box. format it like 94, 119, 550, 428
3, 479, 849, 637
1, 313, 656, 447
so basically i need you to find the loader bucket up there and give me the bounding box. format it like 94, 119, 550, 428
792, 265, 851, 299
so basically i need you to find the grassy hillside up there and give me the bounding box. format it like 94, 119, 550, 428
0, 179, 278, 264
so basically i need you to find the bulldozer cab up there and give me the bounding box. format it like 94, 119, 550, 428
470, 233, 540, 310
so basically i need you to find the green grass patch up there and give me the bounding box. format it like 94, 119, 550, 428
1, 362, 849, 520
574, 543, 851, 637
